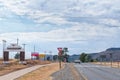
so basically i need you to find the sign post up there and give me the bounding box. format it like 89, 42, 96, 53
57, 47, 63, 69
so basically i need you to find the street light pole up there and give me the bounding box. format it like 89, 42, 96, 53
2, 40, 6, 51
49, 51, 52, 61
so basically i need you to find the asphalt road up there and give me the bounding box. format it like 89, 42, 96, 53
74, 63, 120, 80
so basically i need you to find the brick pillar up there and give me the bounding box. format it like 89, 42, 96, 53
3, 51, 9, 61
20, 51, 25, 61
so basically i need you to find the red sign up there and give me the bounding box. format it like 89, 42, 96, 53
57, 47, 62, 52
57, 47, 63, 56
31, 52, 39, 57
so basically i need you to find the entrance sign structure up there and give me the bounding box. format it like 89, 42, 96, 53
3, 43, 25, 64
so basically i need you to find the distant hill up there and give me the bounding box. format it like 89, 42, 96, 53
106, 48, 120, 51
89, 48, 120, 61
68, 54, 80, 62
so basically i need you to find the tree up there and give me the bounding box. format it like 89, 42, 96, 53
80, 53, 87, 62
63, 47, 68, 52
53, 55, 58, 61
63, 47, 69, 62
85, 55, 92, 62
63, 53, 69, 62
14, 53, 20, 59
47, 57, 50, 61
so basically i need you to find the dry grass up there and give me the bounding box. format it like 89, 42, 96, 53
93, 62, 120, 68
15, 63, 61, 80
0, 59, 51, 76
0, 64, 27, 76
0, 59, 28, 76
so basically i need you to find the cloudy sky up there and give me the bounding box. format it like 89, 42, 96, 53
0, 0, 120, 58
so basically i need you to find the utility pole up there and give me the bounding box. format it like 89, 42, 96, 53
22, 44, 27, 50
17, 38, 19, 45
34, 45, 35, 52
44, 51, 46, 61
49, 51, 52, 61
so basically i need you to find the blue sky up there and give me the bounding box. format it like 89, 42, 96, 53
0, 0, 120, 58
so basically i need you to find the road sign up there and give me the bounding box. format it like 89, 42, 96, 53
57, 47, 62, 52
57, 47, 63, 69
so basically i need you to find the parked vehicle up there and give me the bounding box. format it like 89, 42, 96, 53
74, 60, 81, 64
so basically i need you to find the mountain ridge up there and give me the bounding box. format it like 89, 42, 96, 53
90, 47, 120, 61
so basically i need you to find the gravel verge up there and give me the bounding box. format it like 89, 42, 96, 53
51, 63, 81, 80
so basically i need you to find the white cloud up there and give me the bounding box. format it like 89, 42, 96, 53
99, 19, 120, 27
0, 0, 70, 25
0, 0, 120, 57
0, 0, 120, 26
0, 0, 119, 43
63, 0, 120, 18
0, 23, 118, 44
0, 18, 2, 20
0, 0, 29, 15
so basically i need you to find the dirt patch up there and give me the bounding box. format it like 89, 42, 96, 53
15, 63, 60, 80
